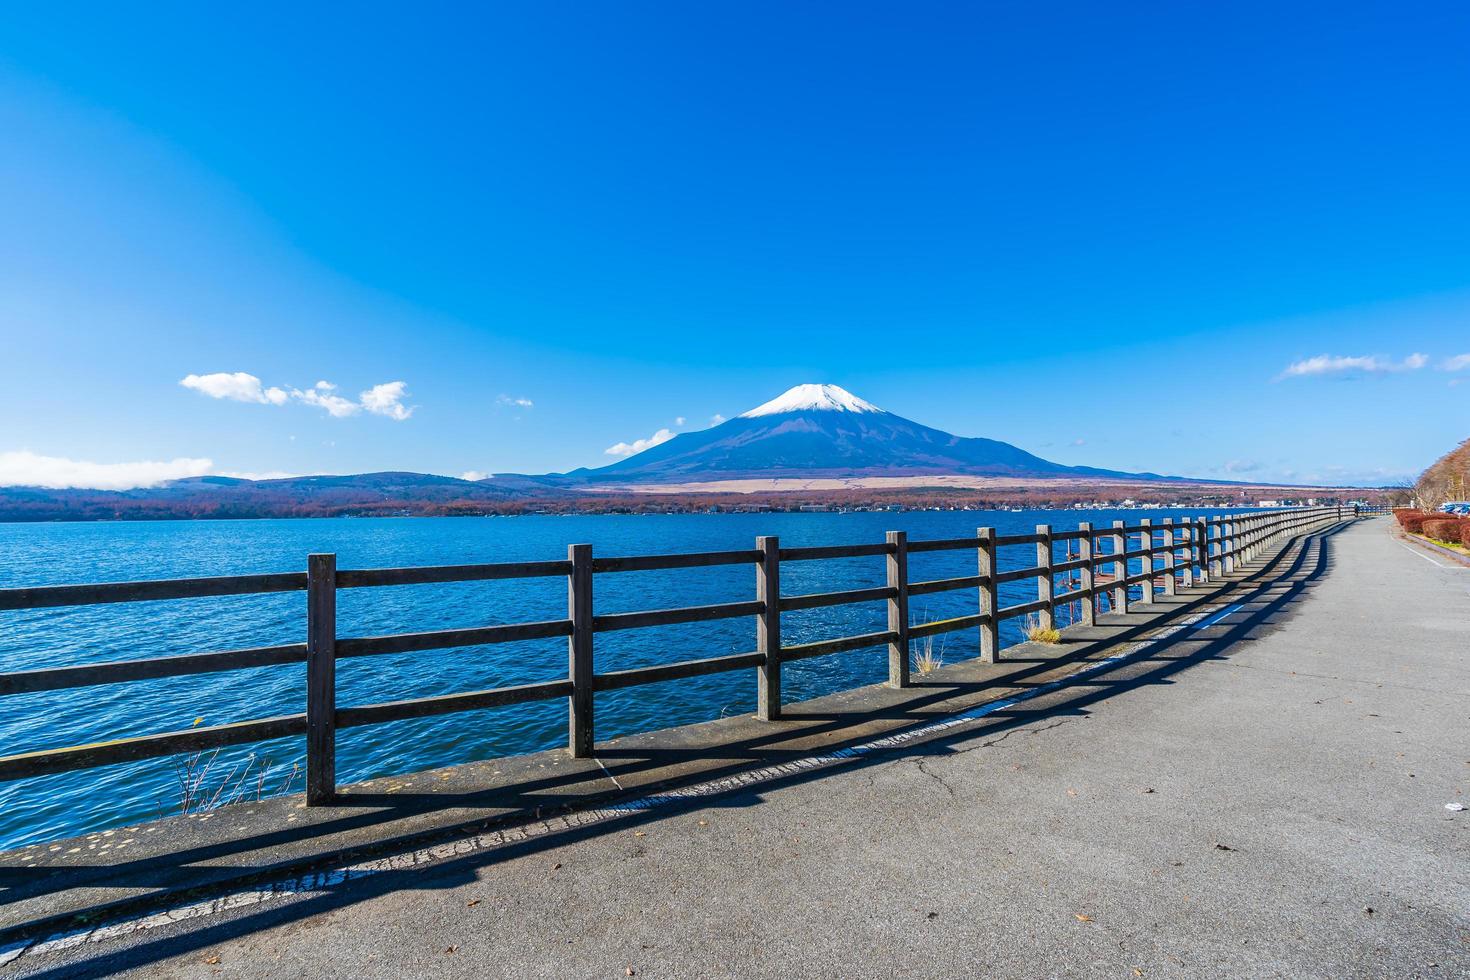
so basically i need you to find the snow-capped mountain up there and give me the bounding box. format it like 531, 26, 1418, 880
576, 384, 1174, 484
739, 383, 884, 418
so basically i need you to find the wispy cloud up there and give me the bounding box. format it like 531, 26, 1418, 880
460, 470, 490, 481
217, 470, 298, 481
294, 381, 360, 418
180, 372, 288, 405
710, 413, 726, 425
605, 428, 676, 458
0, 450, 214, 490
181, 373, 416, 420
1222, 459, 1262, 474
496, 395, 534, 409
1441, 353, 1470, 371
1277, 353, 1427, 379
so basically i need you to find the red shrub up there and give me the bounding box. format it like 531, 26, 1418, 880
1461, 522, 1470, 548
1422, 518, 1466, 543
1394, 509, 1426, 529
1400, 513, 1432, 533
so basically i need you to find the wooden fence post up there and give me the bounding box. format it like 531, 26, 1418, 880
1077, 521, 1095, 626
1035, 524, 1054, 630
567, 543, 594, 758
977, 527, 999, 663
1137, 518, 1153, 605
1162, 518, 1177, 596
1209, 519, 1223, 578
1111, 520, 1130, 615
306, 553, 337, 806
1180, 520, 1194, 588
1223, 517, 1235, 575
756, 535, 781, 720
886, 531, 910, 688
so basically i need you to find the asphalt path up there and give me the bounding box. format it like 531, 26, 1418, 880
16, 520, 1468, 978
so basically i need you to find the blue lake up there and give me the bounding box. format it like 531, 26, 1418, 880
0, 508, 1243, 848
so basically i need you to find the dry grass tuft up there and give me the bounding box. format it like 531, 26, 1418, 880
912, 635, 946, 676
1023, 612, 1063, 644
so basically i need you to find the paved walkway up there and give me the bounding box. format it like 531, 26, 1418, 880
11, 519, 1469, 978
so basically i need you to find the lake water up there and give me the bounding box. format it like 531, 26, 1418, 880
0, 507, 1243, 849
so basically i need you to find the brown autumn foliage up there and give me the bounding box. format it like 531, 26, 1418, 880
1415, 437, 1470, 509
1461, 522, 1470, 548
1421, 518, 1467, 543
1392, 508, 1426, 528
1398, 513, 1432, 534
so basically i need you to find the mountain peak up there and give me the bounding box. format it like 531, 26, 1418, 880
739, 383, 884, 419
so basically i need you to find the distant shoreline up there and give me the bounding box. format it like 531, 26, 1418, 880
0, 478, 1380, 524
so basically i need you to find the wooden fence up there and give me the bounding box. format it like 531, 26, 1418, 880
0, 506, 1354, 804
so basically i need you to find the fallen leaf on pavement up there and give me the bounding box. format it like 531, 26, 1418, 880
466, 899, 481, 908
445, 945, 460, 954
1075, 914, 1093, 922
204, 955, 221, 965
1213, 843, 1234, 851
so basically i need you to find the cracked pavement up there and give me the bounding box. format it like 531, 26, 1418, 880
16, 521, 1469, 978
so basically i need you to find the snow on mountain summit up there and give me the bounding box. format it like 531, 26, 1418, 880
738, 383, 885, 418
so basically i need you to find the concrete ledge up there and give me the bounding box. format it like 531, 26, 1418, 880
0, 525, 1344, 947
1397, 528, 1470, 566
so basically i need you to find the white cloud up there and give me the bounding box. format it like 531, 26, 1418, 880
1071, 438, 1086, 447
180, 372, 288, 405
605, 427, 676, 458
294, 386, 360, 417
460, 470, 490, 481
1277, 353, 1427, 379
217, 470, 298, 481
710, 414, 726, 425
0, 451, 214, 490
1222, 459, 1262, 474
1441, 353, 1470, 371
181, 372, 416, 420
675, 416, 687, 426
360, 381, 415, 420
497, 395, 534, 409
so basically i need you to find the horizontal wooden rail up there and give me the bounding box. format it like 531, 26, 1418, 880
908, 573, 988, 597
906, 536, 982, 554
780, 585, 895, 612
995, 565, 1046, 585
593, 651, 766, 692
994, 533, 1044, 546
337, 619, 573, 658
592, 599, 765, 633
782, 629, 898, 662
0, 643, 307, 696
591, 549, 761, 573
337, 560, 570, 588
0, 714, 308, 781
336, 680, 572, 729
995, 597, 1051, 621
910, 612, 990, 640
0, 573, 306, 611
778, 542, 894, 561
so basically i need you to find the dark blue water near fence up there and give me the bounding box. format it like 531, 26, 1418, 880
0, 508, 1246, 848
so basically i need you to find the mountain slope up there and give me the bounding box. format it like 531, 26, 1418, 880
574, 384, 1174, 484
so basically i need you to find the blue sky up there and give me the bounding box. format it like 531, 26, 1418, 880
1, 2, 1466, 489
